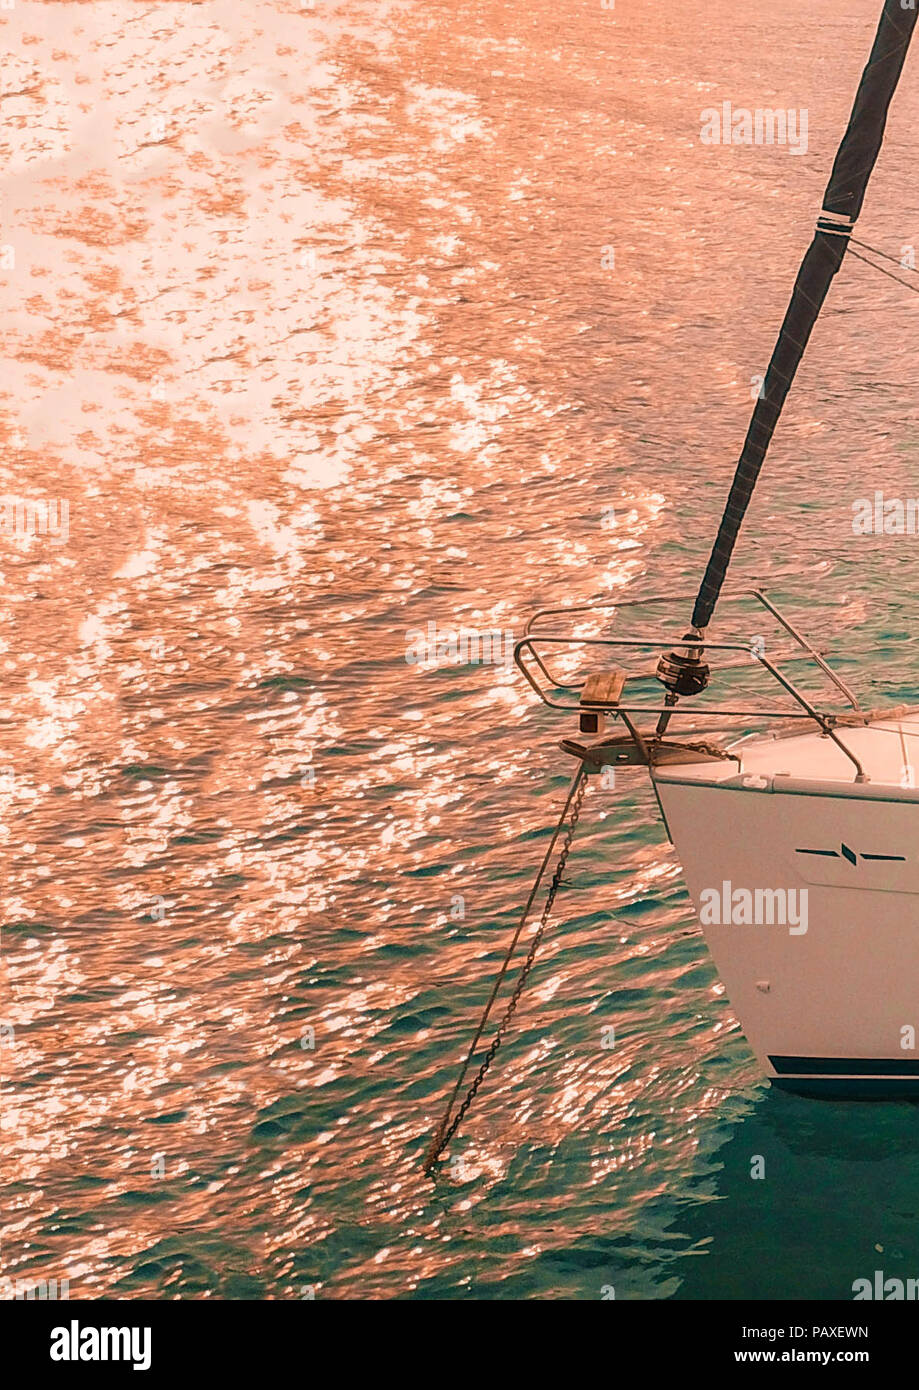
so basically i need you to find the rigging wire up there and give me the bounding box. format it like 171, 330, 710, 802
850, 234, 919, 270
847, 244, 919, 296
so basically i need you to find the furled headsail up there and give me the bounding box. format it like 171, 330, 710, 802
657, 0, 918, 713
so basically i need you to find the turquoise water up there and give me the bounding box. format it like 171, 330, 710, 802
4, 0, 919, 1300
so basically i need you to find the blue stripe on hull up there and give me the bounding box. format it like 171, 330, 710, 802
770, 1055, 919, 1076
768, 1056, 919, 1098
771, 1076, 919, 1100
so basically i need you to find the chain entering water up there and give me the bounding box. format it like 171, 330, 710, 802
423, 767, 588, 1174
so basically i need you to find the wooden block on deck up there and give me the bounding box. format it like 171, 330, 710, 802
579, 670, 627, 708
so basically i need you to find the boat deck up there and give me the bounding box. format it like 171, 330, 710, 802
653, 710, 919, 796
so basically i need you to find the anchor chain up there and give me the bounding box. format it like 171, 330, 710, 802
423, 766, 588, 1174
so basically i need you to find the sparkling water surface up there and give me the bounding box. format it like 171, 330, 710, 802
3, 0, 919, 1300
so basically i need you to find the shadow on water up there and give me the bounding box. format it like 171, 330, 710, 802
670, 1086, 919, 1301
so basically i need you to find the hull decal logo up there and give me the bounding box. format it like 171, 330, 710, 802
795, 844, 905, 864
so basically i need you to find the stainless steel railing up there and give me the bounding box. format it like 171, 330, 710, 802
514, 589, 868, 781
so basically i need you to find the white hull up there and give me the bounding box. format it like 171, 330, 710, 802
653, 714, 919, 1095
